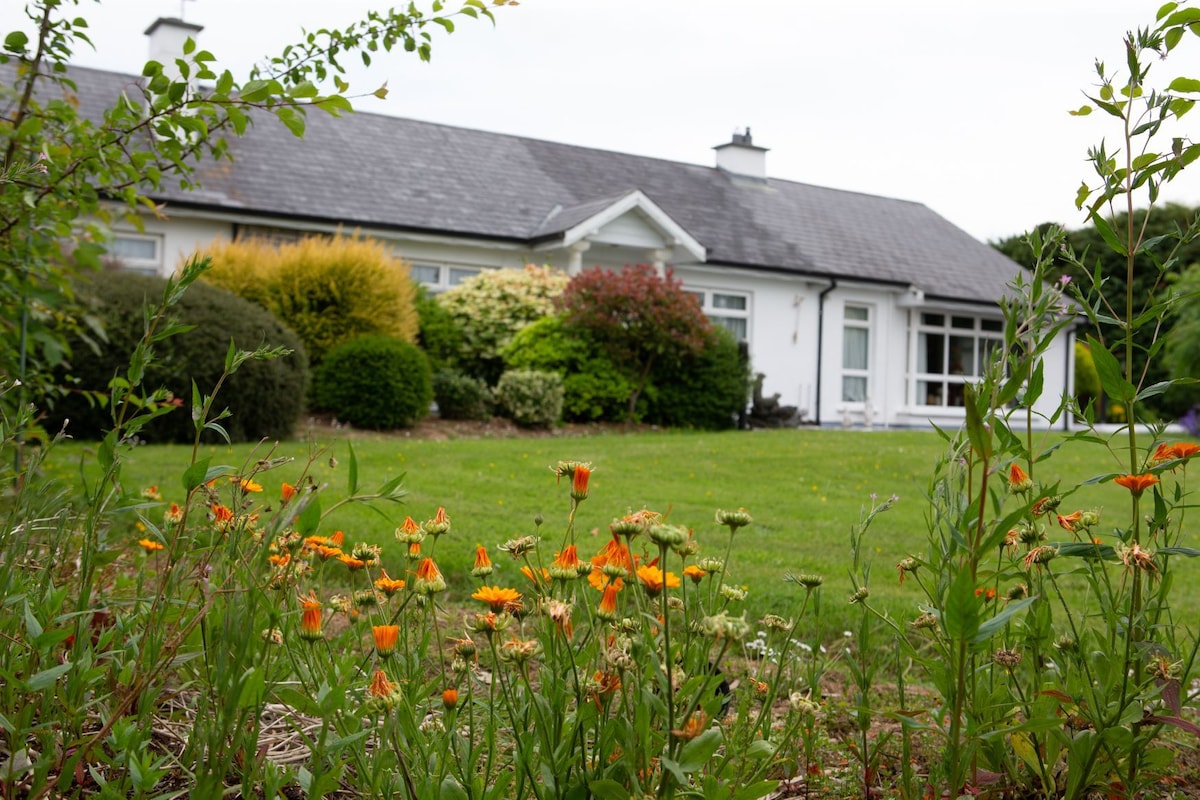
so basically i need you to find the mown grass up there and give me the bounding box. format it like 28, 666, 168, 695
44, 426, 1197, 636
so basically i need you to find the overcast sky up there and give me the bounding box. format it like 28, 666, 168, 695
7, 0, 1200, 243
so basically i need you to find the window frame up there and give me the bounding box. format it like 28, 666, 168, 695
841, 303, 873, 404
108, 232, 163, 274
909, 311, 1004, 409
407, 262, 487, 293
685, 286, 751, 342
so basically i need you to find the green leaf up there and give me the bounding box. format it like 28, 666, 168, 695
183, 457, 212, 493
974, 595, 1038, 645
290, 81, 319, 98
275, 107, 306, 138
347, 441, 359, 495
25, 663, 72, 692
296, 495, 322, 535
1088, 212, 1128, 256
23, 602, 43, 640
586, 780, 630, 800
1159, 547, 1200, 557
1168, 76, 1200, 93
677, 727, 722, 771
743, 739, 775, 759
438, 777, 469, 800
4, 31, 29, 53
943, 567, 981, 642
236, 667, 265, 708
1024, 359, 1044, 406
734, 781, 780, 800
963, 384, 991, 460
1068, 104, 1093, 117
1086, 335, 1135, 404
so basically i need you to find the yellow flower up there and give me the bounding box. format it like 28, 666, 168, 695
472, 585, 523, 612
636, 564, 680, 597
137, 538, 164, 553
374, 569, 406, 596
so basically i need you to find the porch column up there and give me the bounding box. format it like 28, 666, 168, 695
648, 248, 672, 277
567, 241, 591, 276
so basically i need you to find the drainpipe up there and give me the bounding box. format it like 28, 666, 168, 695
813, 279, 837, 425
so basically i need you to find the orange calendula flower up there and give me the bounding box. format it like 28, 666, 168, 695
138, 538, 164, 553
472, 585, 523, 612
374, 569, 406, 596
408, 541, 422, 558
238, 477, 263, 493
1008, 463, 1032, 493
298, 591, 323, 641
268, 552, 291, 567
329, 531, 345, 547
373, 625, 399, 658
395, 516, 423, 544
164, 502, 184, 525
596, 584, 620, 621
211, 504, 235, 527
636, 564, 680, 597
521, 565, 550, 586
141, 485, 162, 501
338, 553, 366, 571
589, 536, 634, 591
571, 465, 591, 501
472, 545, 494, 578
281, 482, 297, 503
672, 711, 710, 741
974, 586, 997, 601
442, 688, 459, 709
590, 670, 621, 708
550, 545, 585, 579
312, 544, 342, 560
368, 668, 395, 698
1114, 473, 1159, 496
424, 506, 451, 536
413, 557, 447, 595
1057, 511, 1083, 532
683, 564, 707, 583
1173, 442, 1200, 459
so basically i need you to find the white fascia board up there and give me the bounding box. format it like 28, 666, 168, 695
560, 190, 706, 262
123, 204, 531, 253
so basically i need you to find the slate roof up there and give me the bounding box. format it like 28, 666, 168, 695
46, 64, 1024, 305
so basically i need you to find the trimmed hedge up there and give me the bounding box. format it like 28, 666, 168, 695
432, 370, 492, 421
314, 336, 432, 429
646, 327, 750, 430
48, 271, 308, 443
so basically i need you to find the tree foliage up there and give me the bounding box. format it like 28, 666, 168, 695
558, 264, 712, 422
994, 204, 1200, 419
0, 0, 501, 418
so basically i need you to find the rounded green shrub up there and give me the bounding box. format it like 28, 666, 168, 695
314, 335, 432, 429
503, 317, 632, 422
48, 271, 308, 443
433, 369, 491, 421
646, 327, 750, 430
494, 369, 564, 429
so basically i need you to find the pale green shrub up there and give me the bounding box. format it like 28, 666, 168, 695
494, 369, 563, 428
437, 264, 568, 383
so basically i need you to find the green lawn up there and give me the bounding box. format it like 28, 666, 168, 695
43, 426, 1195, 634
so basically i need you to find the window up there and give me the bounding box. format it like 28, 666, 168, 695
109, 233, 163, 274
687, 288, 750, 341
408, 263, 485, 292
912, 313, 1003, 407
841, 305, 871, 402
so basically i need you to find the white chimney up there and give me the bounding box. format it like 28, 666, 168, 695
713, 128, 768, 180
144, 17, 203, 80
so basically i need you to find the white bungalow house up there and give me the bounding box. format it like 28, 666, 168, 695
76, 20, 1074, 430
